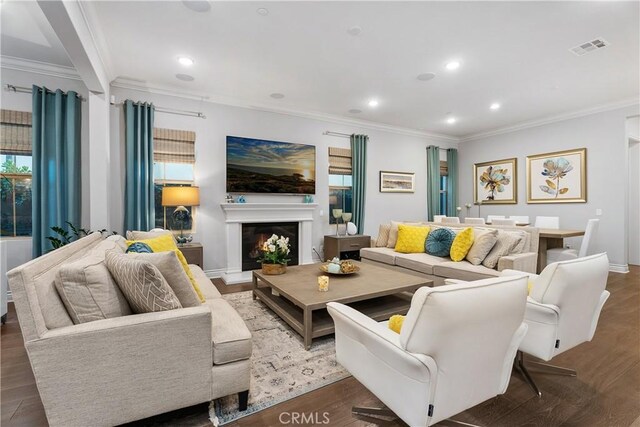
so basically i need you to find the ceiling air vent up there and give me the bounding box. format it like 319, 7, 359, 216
570, 38, 610, 56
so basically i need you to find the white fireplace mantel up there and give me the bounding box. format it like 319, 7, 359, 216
220, 203, 317, 284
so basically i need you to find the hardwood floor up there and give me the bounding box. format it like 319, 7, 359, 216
2, 268, 638, 427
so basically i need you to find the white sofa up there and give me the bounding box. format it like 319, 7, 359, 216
361, 223, 539, 286
7, 232, 252, 427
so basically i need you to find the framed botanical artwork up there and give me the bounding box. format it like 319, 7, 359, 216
379, 171, 415, 193
473, 158, 518, 204
526, 148, 587, 203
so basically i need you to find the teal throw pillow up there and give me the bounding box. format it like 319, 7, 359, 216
126, 242, 154, 254
425, 228, 456, 257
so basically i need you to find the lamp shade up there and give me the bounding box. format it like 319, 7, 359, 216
162, 186, 200, 207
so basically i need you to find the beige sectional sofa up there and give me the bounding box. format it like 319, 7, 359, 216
361, 222, 539, 287
7, 232, 252, 427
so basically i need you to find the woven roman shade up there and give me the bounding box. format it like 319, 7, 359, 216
1, 109, 32, 155
328, 147, 352, 175
440, 160, 448, 176
153, 128, 195, 164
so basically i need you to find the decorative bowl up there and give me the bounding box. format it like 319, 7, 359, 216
319, 262, 360, 275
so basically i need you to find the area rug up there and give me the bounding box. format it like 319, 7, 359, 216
209, 291, 349, 425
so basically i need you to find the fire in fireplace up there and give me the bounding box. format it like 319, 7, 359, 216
241, 222, 299, 271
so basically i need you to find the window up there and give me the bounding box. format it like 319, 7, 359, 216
1, 110, 32, 237
153, 128, 196, 231
439, 160, 448, 216
328, 147, 353, 224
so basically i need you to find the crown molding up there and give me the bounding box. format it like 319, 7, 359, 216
0, 55, 81, 81
110, 77, 459, 143
76, 1, 113, 82
460, 97, 640, 142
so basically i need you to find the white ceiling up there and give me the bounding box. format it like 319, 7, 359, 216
0, 0, 74, 68
2, 1, 639, 138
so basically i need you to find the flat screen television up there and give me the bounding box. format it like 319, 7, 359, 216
226, 136, 316, 194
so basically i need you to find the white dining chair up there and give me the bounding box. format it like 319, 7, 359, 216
509, 216, 530, 224
491, 218, 517, 226
534, 216, 560, 229
464, 217, 486, 225
547, 219, 599, 265
442, 217, 461, 224
487, 215, 506, 223
433, 215, 446, 223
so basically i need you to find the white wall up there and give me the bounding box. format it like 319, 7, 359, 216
109, 86, 457, 274
0, 68, 91, 290
458, 105, 640, 269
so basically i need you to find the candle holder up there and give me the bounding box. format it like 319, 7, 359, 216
332, 209, 343, 236
341, 213, 352, 236
318, 276, 329, 292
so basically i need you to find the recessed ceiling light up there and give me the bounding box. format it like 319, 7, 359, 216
368, 99, 379, 108
445, 61, 461, 71
348, 109, 362, 114
182, 0, 210, 13
270, 93, 285, 99
257, 8, 269, 16
177, 56, 194, 66
490, 102, 501, 110
176, 74, 195, 82
347, 26, 362, 36
446, 117, 456, 124
417, 72, 436, 81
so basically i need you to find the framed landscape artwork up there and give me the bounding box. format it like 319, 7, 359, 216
526, 148, 586, 203
379, 171, 415, 193
473, 158, 517, 204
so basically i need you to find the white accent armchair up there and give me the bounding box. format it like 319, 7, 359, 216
327, 276, 529, 426
502, 252, 610, 396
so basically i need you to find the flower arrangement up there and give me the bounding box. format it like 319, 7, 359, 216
259, 234, 291, 265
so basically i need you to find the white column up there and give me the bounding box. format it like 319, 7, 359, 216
88, 90, 111, 230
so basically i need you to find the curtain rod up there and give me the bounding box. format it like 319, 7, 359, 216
4, 84, 206, 119
323, 131, 351, 138
109, 101, 206, 119
5, 84, 86, 101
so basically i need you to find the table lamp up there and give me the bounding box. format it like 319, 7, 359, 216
161, 186, 200, 244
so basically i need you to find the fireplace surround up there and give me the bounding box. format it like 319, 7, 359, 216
220, 203, 317, 284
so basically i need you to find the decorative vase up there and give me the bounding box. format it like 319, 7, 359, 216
261, 262, 287, 275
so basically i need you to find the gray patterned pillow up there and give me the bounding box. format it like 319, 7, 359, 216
482, 230, 526, 269
376, 224, 391, 247
466, 229, 498, 265
105, 251, 182, 313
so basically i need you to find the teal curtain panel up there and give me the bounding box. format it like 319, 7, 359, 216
426, 145, 440, 221
124, 100, 155, 232
350, 134, 368, 234
31, 85, 82, 257
446, 148, 459, 217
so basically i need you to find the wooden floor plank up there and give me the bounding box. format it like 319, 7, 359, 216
1, 267, 638, 427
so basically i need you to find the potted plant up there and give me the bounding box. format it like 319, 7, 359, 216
259, 234, 291, 275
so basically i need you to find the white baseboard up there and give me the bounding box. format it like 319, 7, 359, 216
609, 263, 629, 274
204, 268, 225, 279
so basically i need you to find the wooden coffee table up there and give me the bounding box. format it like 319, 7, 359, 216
252, 261, 432, 349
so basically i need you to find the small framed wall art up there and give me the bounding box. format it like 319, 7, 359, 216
526, 148, 586, 203
473, 158, 518, 204
379, 171, 415, 193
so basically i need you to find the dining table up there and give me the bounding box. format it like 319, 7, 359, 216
536, 228, 586, 273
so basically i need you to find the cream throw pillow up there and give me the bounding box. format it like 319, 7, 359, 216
466, 229, 498, 265
376, 224, 391, 247
105, 251, 182, 313
482, 230, 526, 269
126, 251, 201, 308
55, 255, 132, 324
125, 229, 176, 242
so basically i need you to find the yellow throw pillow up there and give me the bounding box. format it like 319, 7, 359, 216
388, 314, 405, 334
450, 227, 475, 262
395, 225, 430, 254
126, 234, 205, 302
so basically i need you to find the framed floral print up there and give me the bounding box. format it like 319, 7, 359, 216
473, 158, 517, 204
526, 148, 586, 203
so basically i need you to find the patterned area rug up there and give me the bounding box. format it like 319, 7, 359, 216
209, 291, 349, 425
